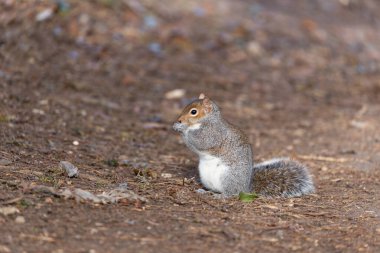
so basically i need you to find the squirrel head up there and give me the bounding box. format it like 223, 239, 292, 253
173, 93, 220, 132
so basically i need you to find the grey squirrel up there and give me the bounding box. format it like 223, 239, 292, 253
173, 94, 315, 197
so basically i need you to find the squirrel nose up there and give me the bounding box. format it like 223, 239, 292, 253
177, 120, 182, 123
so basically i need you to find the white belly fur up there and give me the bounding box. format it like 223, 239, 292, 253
198, 153, 228, 193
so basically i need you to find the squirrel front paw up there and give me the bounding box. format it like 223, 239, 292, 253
172, 122, 186, 132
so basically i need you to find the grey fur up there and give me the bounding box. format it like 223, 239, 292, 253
173, 99, 315, 198
253, 158, 315, 197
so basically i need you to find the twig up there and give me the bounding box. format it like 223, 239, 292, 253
302, 212, 339, 218
259, 226, 290, 234
0, 196, 23, 205
20, 234, 54, 242
293, 203, 330, 209
297, 155, 348, 163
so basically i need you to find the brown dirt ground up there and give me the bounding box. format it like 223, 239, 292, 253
1, 0, 380, 252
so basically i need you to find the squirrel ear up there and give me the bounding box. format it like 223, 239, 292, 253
202, 96, 213, 113
199, 93, 205, 99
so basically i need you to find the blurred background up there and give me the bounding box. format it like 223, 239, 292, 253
2, 0, 380, 161
1, 1, 380, 252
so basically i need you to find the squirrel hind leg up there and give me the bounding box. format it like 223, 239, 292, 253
252, 158, 315, 198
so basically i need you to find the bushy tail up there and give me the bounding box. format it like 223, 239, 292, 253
252, 158, 315, 197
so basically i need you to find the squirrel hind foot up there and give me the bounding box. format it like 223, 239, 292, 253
253, 158, 315, 198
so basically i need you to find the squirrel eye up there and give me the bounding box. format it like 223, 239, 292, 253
190, 109, 197, 115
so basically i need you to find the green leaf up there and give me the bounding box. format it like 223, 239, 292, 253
239, 192, 258, 203
105, 159, 119, 167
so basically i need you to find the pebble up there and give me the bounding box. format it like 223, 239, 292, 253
53, 26, 63, 37
45, 197, 53, 204
59, 161, 79, 178
161, 173, 173, 178
0, 245, 10, 253
148, 42, 161, 54
193, 6, 206, 17
195, 189, 208, 194
350, 120, 368, 129
68, 50, 79, 60
165, 89, 186, 99
52, 250, 64, 253
247, 41, 263, 56
36, 8, 53, 22
144, 15, 158, 29
125, 219, 136, 225
117, 183, 128, 190
0, 206, 19, 216
0, 159, 12, 166
32, 109, 45, 115
15, 216, 25, 224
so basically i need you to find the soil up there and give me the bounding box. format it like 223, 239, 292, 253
1, 0, 380, 252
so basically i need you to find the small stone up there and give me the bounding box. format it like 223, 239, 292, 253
80, 110, 87, 116
0, 245, 10, 253
148, 42, 161, 54
117, 183, 128, 190
125, 219, 136, 225
73, 140, 79, 146
39, 99, 49, 105
193, 6, 206, 17
293, 129, 305, 137
15, 216, 25, 224
52, 249, 64, 253
263, 103, 275, 110
59, 161, 79, 178
339, 0, 350, 6
161, 173, 173, 178
45, 197, 53, 204
53, 26, 63, 37
0, 159, 12, 166
32, 108, 45, 115
144, 15, 158, 29
247, 41, 263, 56
350, 120, 368, 129
0, 206, 19, 216
195, 189, 208, 194
286, 145, 294, 151
36, 8, 53, 22
142, 122, 166, 129
165, 89, 186, 100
